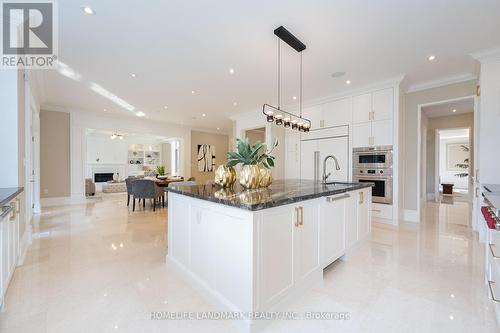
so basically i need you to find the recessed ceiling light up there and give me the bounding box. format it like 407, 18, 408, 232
233, 102, 238, 106
428, 55, 436, 61
229, 68, 235, 74
191, 90, 196, 94
202, 113, 206, 117
136, 111, 145, 117
292, 96, 297, 100
331, 71, 346, 78
163, 106, 168, 109
103, 108, 107, 111
452, 109, 457, 113
345, 80, 351, 85
216, 127, 220, 130
130, 73, 136, 78
82, 7, 95, 15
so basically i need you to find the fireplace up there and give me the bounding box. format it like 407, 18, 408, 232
94, 172, 114, 183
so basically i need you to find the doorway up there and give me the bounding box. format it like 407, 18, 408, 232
245, 127, 265, 146
418, 96, 475, 211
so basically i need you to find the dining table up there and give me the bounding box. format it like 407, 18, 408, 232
144, 176, 185, 188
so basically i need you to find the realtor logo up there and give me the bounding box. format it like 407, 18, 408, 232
1, 0, 58, 68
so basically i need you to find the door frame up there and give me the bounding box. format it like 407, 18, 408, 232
416, 95, 476, 221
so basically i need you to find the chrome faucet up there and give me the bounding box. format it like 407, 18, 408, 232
322, 155, 341, 183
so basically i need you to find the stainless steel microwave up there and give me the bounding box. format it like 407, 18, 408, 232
353, 146, 393, 169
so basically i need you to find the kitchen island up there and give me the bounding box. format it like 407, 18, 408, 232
167, 180, 372, 331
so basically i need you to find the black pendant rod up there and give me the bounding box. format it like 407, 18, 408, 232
274, 26, 306, 53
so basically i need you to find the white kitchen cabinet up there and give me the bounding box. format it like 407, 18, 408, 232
259, 205, 295, 307
190, 207, 215, 286
259, 199, 320, 308
357, 189, 371, 239
345, 192, 358, 249
352, 122, 372, 148
352, 93, 372, 124
322, 97, 352, 128
372, 119, 393, 147
296, 201, 321, 282
353, 119, 393, 148
1, 198, 20, 309
321, 194, 347, 267
372, 88, 394, 121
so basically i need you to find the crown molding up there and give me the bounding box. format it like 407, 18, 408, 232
406, 73, 477, 94
471, 47, 500, 64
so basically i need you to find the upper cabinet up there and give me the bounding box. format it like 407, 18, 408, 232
321, 98, 352, 128
352, 93, 372, 124
302, 97, 352, 130
372, 88, 394, 121
352, 88, 394, 124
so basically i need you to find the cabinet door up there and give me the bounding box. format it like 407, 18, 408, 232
260, 206, 295, 307
345, 191, 358, 249
372, 119, 393, 146
300, 140, 319, 180
321, 195, 346, 267
352, 122, 372, 148
352, 93, 372, 124
322, 97, 351, 128
297, 201, 320, 281
302, 105, 322, 130
190, 208, 214, 285
1, 216, 8, 298
372, 88, 393, 121
357, 189, 370, 239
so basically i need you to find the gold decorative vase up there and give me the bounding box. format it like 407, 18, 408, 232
239, 165, 261, 189
214, 165, 236, 188
258, 166, 273, 187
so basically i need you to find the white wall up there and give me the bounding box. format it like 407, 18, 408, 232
0, 70, 19, 187
68, 110, 192, 197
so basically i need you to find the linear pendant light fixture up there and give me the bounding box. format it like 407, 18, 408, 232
262, 26, 311, 132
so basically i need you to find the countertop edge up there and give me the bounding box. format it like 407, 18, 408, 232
167, 183, 372, 211
0, 187, 24, 207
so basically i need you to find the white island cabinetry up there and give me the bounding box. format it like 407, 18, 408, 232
167, 183, 371, 331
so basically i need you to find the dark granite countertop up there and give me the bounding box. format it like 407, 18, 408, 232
167, 179, 373, 211
0, 187, 23, 207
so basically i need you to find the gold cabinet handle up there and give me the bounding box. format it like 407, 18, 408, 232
9, 202, 16, 221
359, 191, 364, 204
299, 207, 304, 226
488, 280, 500, 303
489, 244, 500, 259
295, 207, 300, 227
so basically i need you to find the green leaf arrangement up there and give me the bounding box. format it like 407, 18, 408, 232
454, 144, 470, 178
156, 165, 165, 176
226, 137, 279, 169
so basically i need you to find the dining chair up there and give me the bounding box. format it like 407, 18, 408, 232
131, 179, 164, 211
125, 177, 137, 206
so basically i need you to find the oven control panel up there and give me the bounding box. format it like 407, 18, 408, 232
354, 168, 392, 176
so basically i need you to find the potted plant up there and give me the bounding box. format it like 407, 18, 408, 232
156, 165, 167, 179
224, 138, 278, 188
454, 145, 470, 178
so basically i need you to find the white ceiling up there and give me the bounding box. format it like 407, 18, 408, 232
36, 0, 500, 132
423, 98, 474, 118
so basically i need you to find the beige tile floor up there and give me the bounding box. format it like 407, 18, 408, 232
0, 193, 497, 332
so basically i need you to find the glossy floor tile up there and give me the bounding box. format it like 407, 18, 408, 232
0, 195, 497, 332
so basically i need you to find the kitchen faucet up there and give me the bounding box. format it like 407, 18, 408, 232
322, 155, 341, 183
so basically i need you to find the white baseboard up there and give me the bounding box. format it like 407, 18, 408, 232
17, 224, 32, 266
404, 209, 419, 222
